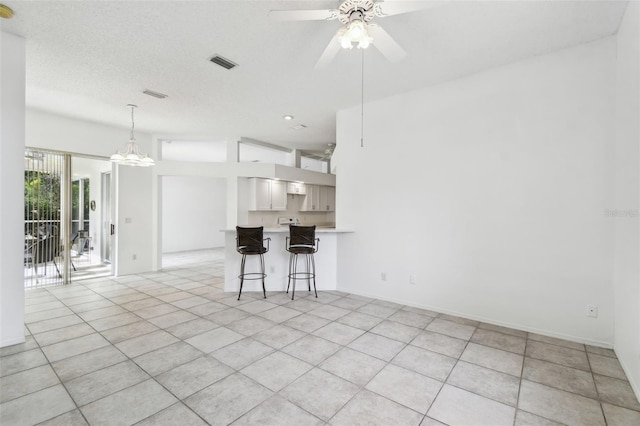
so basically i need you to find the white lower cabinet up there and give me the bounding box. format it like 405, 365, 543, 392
249, 178, 287, 211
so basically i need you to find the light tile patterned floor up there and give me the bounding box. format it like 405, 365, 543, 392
1, 249, 639, 425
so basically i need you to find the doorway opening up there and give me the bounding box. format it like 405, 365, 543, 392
160, 176, 227, 271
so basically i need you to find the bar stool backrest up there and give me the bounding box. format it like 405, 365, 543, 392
289, 225, 316, 247
236, 226, 265, 251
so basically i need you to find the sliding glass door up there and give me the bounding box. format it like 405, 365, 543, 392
24, 150, 66, 288
24, 149, 113, 287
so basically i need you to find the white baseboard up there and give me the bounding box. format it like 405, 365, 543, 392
616, 349, 640, 406
340, 287, 614, 349
0, 336, 26, 349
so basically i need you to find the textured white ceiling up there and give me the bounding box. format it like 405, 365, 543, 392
1, 0, 628, 152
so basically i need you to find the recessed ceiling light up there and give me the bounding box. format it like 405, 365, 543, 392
283, 115, 294, 121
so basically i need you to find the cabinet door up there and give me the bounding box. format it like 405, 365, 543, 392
301, 185, 318, 211
318, 186, 329, 212
326, 186, 336, 211
286, 182, 306, 195
270, 180, 287, 210
254, 178, 272, 211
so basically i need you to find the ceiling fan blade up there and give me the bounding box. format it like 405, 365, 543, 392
315, 34, 342, 69
374, 0, 439, 17
269, 9, 339, 21
368, 24, 406, 63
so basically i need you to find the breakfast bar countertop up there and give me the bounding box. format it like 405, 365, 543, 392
222, 228, 353, 233
223, 227, 352, 293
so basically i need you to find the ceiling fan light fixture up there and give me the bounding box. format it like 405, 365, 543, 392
0, 4, 14, 19
338, 19, 373, 50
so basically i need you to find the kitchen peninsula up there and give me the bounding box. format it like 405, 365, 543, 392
218, 161, 350, 294
223, 227, 352, 294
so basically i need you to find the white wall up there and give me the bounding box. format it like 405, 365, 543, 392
26, 108, 152, 158
162, 176, 226, 252
239, 143, 292, 165
613, 0, 640, 397
0, 31, 26, 347
114, 165, 153, 275
336, 37, 617, 346
162, 140, 227, 162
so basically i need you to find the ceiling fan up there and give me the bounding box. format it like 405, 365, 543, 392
269, 0, 436, 68
303, 143, 336, 161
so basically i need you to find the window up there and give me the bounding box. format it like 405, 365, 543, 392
72, 178, 90, 234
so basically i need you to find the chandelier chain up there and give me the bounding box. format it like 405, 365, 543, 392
361, 49, 365, 148
129, 104, 136, 141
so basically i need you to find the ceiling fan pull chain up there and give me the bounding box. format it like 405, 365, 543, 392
361, 49, 365, 148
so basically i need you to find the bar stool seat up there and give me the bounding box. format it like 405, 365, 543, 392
286, 225, 319, 300
236, 226, 270, 300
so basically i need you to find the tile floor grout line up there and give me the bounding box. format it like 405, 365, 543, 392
513, 336, 528, 426
17, 316, 93, 425
8, 249, 639, 425
586, 343, 610, 425
423, 328, 472, 424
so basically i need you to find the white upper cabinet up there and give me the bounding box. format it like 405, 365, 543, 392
249, 178, 287, 211
325, 186, 335, 211
301, 185, 335, 212
270, 180, 287, 210
286, 182, 306, 195
301, 185, 319, 211
254, 178, 272, 210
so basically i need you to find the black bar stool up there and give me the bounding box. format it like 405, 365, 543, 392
286, 225, 319, 300
236, 226, 270, 300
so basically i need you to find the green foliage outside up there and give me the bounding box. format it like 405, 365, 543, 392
24, 170, 61, 221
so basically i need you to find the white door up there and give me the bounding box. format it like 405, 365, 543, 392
101, 172, 112, 263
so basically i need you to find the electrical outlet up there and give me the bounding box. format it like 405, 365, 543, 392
410, 274, 416, 285
381, 272, 387, 281
132, 254, 137, 260
587, 305, 598, 318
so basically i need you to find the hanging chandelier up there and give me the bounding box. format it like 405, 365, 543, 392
110, 104, 155, 167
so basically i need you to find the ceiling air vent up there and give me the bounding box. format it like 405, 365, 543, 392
210, 55, 237, 70
290, 124, 307, 131
142, 89, 168, 99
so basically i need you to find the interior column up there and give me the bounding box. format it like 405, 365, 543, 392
0, 31, 26, 347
